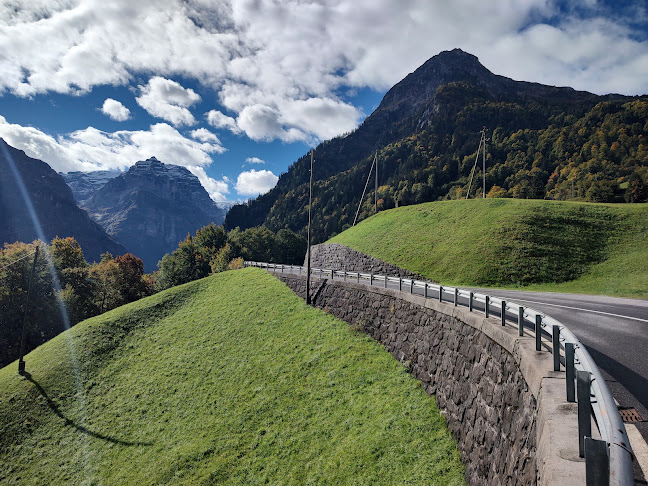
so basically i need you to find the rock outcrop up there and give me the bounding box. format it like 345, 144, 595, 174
60, 170, 122, 204
82, 157, 225, 271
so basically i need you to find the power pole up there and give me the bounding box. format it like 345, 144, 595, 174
306, 150, 313, 305
353, 155, 376, 226
18, 245, 39, 375
374, 152, 378, 215
466, 129, 486, 199
482, 127, 487, 198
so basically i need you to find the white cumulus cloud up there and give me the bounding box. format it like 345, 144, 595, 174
206, 109, 241, 134
101, 98, 131, 121
0, 115, 228, 201
136, 76, 201, 127
185, 165, 230, 203
236, 104, 306, 143
190, 127, 221, 144
245, 156, 265, 164
1, 0, 647, 144
234, 169, 279, 196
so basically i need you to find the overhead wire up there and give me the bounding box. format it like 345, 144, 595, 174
0, 248, 38, 272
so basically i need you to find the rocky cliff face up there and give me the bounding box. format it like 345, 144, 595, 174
60, 170, 122, 204
82, 157, 225, 271
0, 139, 127, 262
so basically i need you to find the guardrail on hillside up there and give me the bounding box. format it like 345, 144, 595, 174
245, 261, 635, 486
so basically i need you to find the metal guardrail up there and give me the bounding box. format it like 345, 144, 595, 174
245, 261, 635, 486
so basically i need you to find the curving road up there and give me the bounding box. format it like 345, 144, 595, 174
468, 288, 648, 484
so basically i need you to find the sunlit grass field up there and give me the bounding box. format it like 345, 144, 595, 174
0, 268, 465, 485
330, 199, 648, 299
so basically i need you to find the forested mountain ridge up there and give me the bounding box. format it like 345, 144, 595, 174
224, 49, 647, 243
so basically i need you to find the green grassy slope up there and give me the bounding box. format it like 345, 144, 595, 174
0, 268, 465, 485
329, 199, 648, 299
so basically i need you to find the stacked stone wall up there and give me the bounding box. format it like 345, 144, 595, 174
278, 274, 537, 486
306, 243, 423, 279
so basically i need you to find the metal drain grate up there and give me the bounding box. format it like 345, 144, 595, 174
618, 408, 644, 423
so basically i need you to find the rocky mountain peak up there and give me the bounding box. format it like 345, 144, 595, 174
82, 157, 225, 271
376, 49, 497, 116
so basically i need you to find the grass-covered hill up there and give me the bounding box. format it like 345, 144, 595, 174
0, 268, 465, 485
329, 199, 648, 299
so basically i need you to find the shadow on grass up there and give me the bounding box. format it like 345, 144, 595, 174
22, 372, 153, 447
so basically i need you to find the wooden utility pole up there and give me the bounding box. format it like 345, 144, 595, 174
306, 150, 314, 305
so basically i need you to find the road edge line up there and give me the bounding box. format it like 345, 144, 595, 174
626, 423, 648, 479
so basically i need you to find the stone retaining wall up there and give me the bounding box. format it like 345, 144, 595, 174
275, 273, 584, 486
305, 243, 423, 279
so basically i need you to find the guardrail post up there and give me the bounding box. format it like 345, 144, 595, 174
399, 278, 402, 291
281, 264, 284, 273
410, 280, 414, 293
299, 266, 302, 275
585, 437, 609, 486
518, 307, 524, 336
454, 288, 458, 306
485, 296, 490, 318
438, 285, 443, 302
343, 271, 346, 282
370, 273, 373, 285
566, 343, 575, 402
501, 301, 506, 326
424, 283, 428, 298
577, 370, 592, 458
384, 275, 387, 288
357, 273, 360, 284
552, 325, 561, 371
469, 292, 473, 312
535, 315, 542, 351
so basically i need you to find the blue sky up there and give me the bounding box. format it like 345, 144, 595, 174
0, 0, 647, 204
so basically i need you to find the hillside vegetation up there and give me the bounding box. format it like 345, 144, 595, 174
225, 49, 648, 244
329, 199, 648, 299
0, 268, 465, 485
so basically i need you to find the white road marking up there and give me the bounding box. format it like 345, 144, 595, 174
626, 424, 648, 479
498, 297, 648, 324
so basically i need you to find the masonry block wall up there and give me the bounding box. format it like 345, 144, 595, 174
306, 243, 423, 279
278, 274, 537, 486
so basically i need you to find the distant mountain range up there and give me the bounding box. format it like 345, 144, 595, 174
224, 48, 647, 243
79, 158, 226, 271
1, 140, 226, 271
0, 139, 126, 262
61, 169, 122, 204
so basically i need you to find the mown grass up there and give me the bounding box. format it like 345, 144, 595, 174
329, 199, 648, 299
0, 268, 465, 485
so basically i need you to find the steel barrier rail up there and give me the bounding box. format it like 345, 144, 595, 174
245, 261, 634, 485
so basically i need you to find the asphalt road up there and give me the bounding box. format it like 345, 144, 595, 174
261, 264, 648, 481
468, 288, 648, 484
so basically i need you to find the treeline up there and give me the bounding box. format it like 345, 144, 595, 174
0, 225, 306, 367
226, 82, 648, 243
0, 237, 151, 367
154, 224, 306, 290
